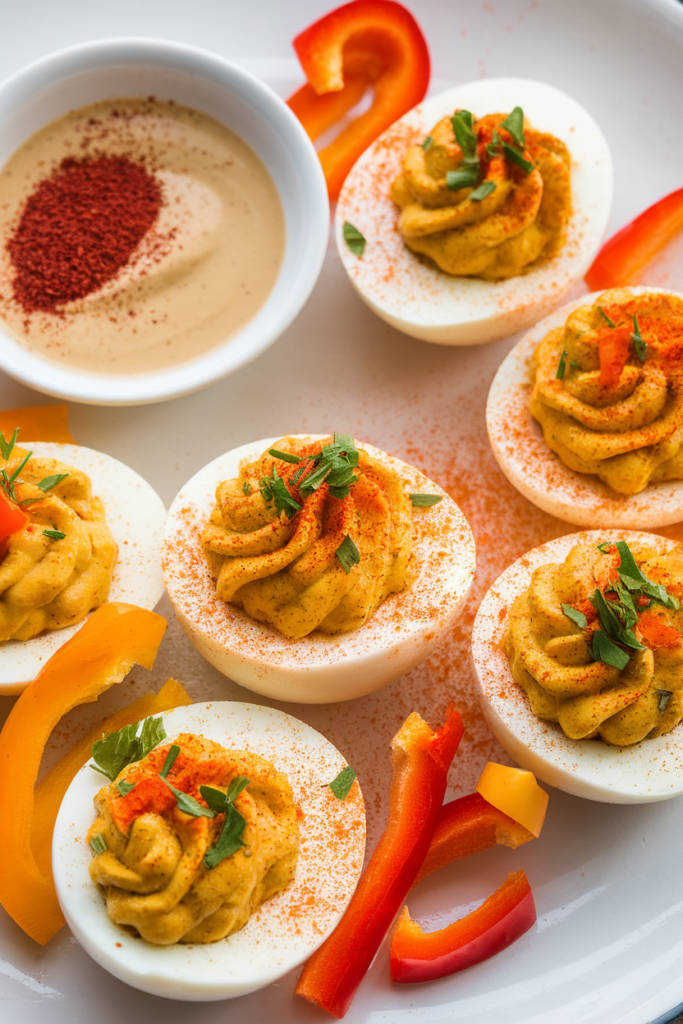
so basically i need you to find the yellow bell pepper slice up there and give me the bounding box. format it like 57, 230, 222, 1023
31, 677, 190, 877
0, 602, 166, 945
476, 762, 548, 838
0, 404, 73, 443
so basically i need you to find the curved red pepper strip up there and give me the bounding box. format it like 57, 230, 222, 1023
296, 708, 463, 1018
287, 0, 430, 201
0, 489, 28, 543
585, 186, 683, 291
391, 869, 536, 983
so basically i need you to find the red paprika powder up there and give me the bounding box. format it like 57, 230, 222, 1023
7, 155, 162, 314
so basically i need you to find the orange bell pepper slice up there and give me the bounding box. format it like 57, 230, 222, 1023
30, 677, 190, 878
0, 602, 166, 945
0, 404, 73, 443
391, 870, 536, 983
476, 762, 548, 839
296, 708, 463, 1018
585, 186, 683, 291
637, 611, 682, 650
0, 488, 28, 543
597, 325, 632, 389
287, 0, 430, 200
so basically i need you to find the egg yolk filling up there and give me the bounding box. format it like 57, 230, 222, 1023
201, 435, 414, 641
88, 733, 300, 945
0, 448, 116, 641
390, 107, 571, 280
531, 289, 683, 495
503, 540, 683, 746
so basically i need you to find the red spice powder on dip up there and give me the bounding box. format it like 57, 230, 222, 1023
0, 98, 285, 374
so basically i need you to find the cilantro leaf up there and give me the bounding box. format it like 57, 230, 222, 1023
409, 493, 442, 507
502, 142, 533, 174
161, 777, 216, 818
90, 834, 107, 855
343, 221, 366, 257
562, 604, 588, 629
336, 535, 360, 574
271, 466, 302, 519
501, 106, 525, 147
470, 180, 497, 202
616, 540, 680, 610
450, 111, 478, 163
117, 779, 135, 797
204, 804, 246, 869
591, 629, 630, 670
38, 473, 68, 493
90, 715, 167, 782
328, 766, 357, 800
446, 166, 479, 191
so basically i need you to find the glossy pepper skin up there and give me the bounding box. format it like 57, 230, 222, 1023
296, 708, 463, 1018
391, 869, 536, 983
0, 603, 166, 945
287, 0, 430, 200
585, 186, 683, 290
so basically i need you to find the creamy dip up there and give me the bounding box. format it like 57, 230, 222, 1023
0, 98, 285, 374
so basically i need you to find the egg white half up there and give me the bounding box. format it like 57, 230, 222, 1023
52, 700, 366, 1001
336, 78, 613, 345
0, 442, 165, 694
471, 530, 683, 803
163, 436, 476, 704
487, 287, 683, 528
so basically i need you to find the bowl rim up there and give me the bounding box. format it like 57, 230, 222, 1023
0, 37, 329, 406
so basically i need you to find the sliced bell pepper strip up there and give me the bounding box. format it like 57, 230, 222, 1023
0, 404, 73, 443
598, 326, 632, 389
476, 763, 548, 838
30, 677, 190, 877
288, 73, 369, 143
0, 487, 28, 542
391, 869, 536, 983
412, 792, 535, 888
0, 602, 166, 945
585, 186, 683, 291
296, 707, 463, 1018
288, 0, 430, 200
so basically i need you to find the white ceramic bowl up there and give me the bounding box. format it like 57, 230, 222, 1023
0, 38, 328, 405
163, 436, 476, 703
471, 530, 683, 804
336, 78, 613, 346
52, 700, 366, 1000
487, 287, 683, 528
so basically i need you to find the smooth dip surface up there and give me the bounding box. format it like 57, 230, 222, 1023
0, 98, 285, 374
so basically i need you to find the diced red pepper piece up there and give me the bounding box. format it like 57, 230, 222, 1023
585, 187, 683, 291
296, 708, 463, 1018
391, 869, 536, 983
0, 488, 28, 542
598, 326, 632, 389
412, 792, 535, 888
637, 610, 682, 649
287, 0, 430, 200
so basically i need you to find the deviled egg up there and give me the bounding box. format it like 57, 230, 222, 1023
336, 77, 612, 345
0, 441, 165, 693
52, 700, 366, 1001
163, 435, 476, 703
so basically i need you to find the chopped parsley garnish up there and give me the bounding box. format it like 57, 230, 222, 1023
260, 476, 273, 502
409, 493, 443, 507
446, 166, 480, 191
502, 142, 534, 175
201, 776, 251, 869
159, 744, 180, 779
631, 314, 647, 362
90, 834, 107, 856
259, 466, 301, 519
591, 629, 630, 670
117, 779, 135, 797
343, 221, 366, 257
298, 433, 360, 500
657, 689, 674, 713
43, 528, 66, 540
328, 766, 357, 800
500, 106, 525, 148
90, 715, 167, 781
598, 305, 616, 328
562, 604, 588, 629
421, 135, 433, 151
470, 180, 497, 201
268, 448, 301, 464
448, 109, 481, 191
336, 534, 360, 574
242, 480, 252, 496
556, 350, 568, 379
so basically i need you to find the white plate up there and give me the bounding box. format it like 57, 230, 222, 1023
471, 529, 683, 803
52, 700, 365, 1000
487, 287, 683, 528
0, 442, 165, 693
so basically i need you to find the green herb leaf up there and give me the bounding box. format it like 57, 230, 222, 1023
37, 473, 68, 493
336, 535, 360, 574
470, 180, 497, 201
343, 221, 366, 257
421, 135, 433, 151
450, 110, 478, 163
328, 766, 357, 800
260, 476, 274, 502
562, 604, 588, 629
631, 314, 647, 362
242, 480, 252, 496
204, 804, 246, 869
556, 351, 568, 379
90, 834, 107, 855
446, 166, 480, 191
0, 429, 18, 462
200, 776, 250, 815
597, 542, 613, 553
332, 433, 359, 466
409, 493, 443, 507
598, 305, 616, 328
161, 777, 216, 818
591, 629, 630, 670
299, 435, 360, 501
90, 715, 167, 782
271, 466, 302, 519
268, 449, 301, 464
657, 689, 674, 713
590, 587, 645, 651
486, 128, 502, 158
615, 541, 680, 610
43, 528, 66, 540
502, 142, 533, 174
117, 779, 135, 797
500, 106, 525, 147
8, 450, 32, 487
159, 744, 180, 779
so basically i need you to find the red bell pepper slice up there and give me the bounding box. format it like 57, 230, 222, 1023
391, 869, 536, 983
0, 487, 28, 543
296, 707, 463, 1018
412, 792, 535, 888
585, 186, 683, 291
598, 325, 632, 388
287, 0, 430, 200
